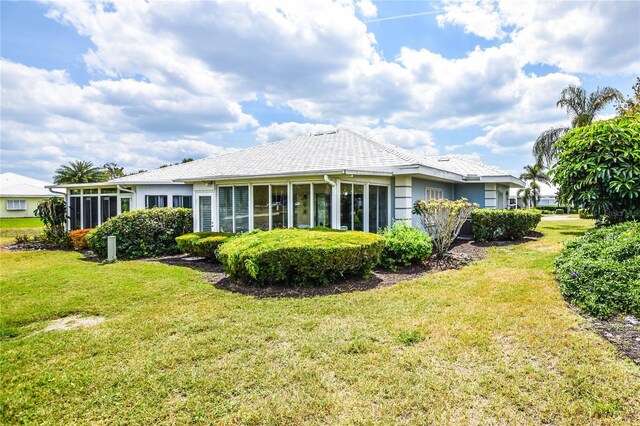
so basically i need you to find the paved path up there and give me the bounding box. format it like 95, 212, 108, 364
541, 215, 575, 221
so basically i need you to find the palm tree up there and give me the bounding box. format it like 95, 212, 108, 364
533, 85, 622, 166
517, 183, 541, 208
519, 163, 550, 208
53, 160, 108, 184
517, 187, 532, 208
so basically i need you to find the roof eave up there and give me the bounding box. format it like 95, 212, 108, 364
175, 168, 395, 182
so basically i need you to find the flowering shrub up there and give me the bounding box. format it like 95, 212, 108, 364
69, 228, 93, 249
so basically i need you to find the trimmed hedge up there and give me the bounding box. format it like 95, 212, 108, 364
379, 222, 432, 270
86, 208, 193, 259
555, 222, 640, 318
217, 228, 385, 286
176, 232, 235, 260
471, 209, 542, 241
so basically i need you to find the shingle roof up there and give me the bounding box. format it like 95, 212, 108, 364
0, 172, 59, 197
110, 128, 515, 184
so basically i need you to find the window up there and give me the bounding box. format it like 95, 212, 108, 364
293, 184, 311, 228
172, 195, 192, 208
146, 195, 168, 208
83, 196, 99, 228
101, 187, 117, 194
340, 183, 364, 231
6, 200, 26, 211
199, 196, 212, 232
425, 188, 444, 202
314, 183, 332, 228
219, 186, 249, 233
368, 185, 388, 233
253, 186, 270, 231
120, 198, 131, 213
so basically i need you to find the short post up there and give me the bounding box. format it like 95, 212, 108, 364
107, 236, 117, 262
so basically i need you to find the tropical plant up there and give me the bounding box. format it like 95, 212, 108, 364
53, 160, 108, 184
102, 162, 125, 180
34, 197, 69, 245
616, 77, 640, 117
378, 222, 432, 270
519, 163, 550, 207
412, 198, 477, 257
533, 85, 622, 166
551, 115, 640, 223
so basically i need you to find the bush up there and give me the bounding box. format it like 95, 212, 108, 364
551, 115, 640, 223
176, 232, 235, 260
471, 209, 542, 241
86, 208, 192, 259
555, 222, 640, 318
379, 222, 432, 270
555, 208, 565, 214
578, 208, 594, 219
217, 228, 385, 286
69, 228, 93, 249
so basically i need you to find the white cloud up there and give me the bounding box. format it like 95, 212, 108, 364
437, 0, 506, 40
356, 0, 377, 18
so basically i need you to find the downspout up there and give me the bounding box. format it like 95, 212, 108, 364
117, 185, 134, 194
323, 175, 336, 188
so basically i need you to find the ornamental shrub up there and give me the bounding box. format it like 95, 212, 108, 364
551, 115, 640, 223
176, 232, 235, 260
86, 208, 192, 259
555, 222, 640, 318
578, 208, 594, 219
379, 222, 432, 270
471, 209, 542, 241
217, 228, 385, 286
555, 208, 565, 214
69, 228, 93, 249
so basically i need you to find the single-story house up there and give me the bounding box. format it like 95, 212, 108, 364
0, 172, 62, 218
49, 129, 524, 232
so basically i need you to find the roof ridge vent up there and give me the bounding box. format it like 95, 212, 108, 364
438, 157, 450, 162
313, 129, 338, 136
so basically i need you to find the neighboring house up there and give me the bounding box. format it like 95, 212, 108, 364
50, 129, 524, 232
509, 181, 559, 208
0, 172, 61, 218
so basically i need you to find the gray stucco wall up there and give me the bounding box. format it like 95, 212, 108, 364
453, 183, 485, 208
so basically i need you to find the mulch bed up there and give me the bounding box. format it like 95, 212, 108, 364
579, 311, 640, 365
152, 239, 489, 298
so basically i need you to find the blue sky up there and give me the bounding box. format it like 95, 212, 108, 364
1, 0, 638, 181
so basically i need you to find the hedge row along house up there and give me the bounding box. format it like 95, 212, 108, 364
48, 129, 524, 233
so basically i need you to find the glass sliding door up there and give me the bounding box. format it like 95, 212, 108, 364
198, 195, 212, 232
100, 196, 117, 223
253, 186, 270, 230
234, 186, 249, 232
271, 185, 288, 229
313, 183, 332, 228
368, 185, 388, 233
293, 184, 311, 228
218, 187, 233, 232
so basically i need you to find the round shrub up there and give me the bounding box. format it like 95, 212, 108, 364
471, 209, 542, 241
217, 228, 385, 286
86, 208, 193, 259
555, 208, 565, 214
176, 232, 235, 260
379, 222, 432, 270
555, 222, 640, 319
69, 228, 93, 249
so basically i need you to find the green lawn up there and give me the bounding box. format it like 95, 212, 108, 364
1, 219, 638, 424
0, 217, 43, 245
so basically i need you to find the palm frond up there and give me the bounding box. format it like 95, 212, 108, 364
532, 126, 569, 167
556, 85, 586, 121
587, 86, 623, 117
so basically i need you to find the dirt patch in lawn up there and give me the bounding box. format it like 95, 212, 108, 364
154, 240, 489, 298
581, 313, 640, 365
43, 315, 105, 332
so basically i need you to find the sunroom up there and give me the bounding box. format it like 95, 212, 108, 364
189, 174, 391, 234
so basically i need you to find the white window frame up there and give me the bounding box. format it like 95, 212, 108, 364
425, 187, 444, 202
6, 199, 26, 211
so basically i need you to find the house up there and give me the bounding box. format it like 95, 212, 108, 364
0, 172, 61, 218
49, 129, 524, 232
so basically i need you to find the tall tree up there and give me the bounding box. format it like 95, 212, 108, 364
102, 162, 125, 180
53, 160, 107, 184
533, 85, 622, 166
519, 163, 550, 208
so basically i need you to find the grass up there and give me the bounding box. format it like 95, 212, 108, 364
1, 219, 639, 424
0, 217, 43, 245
